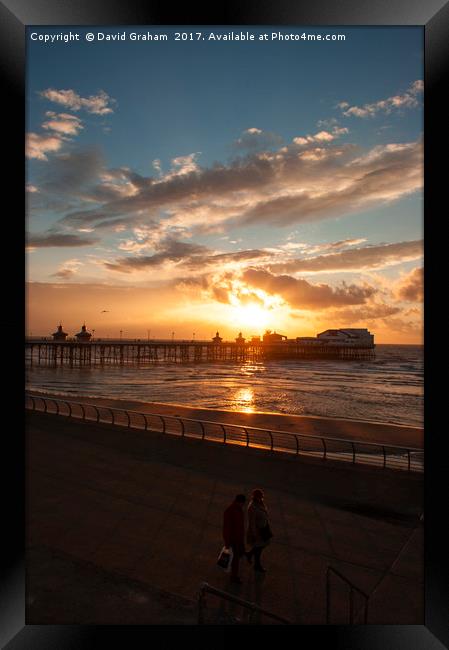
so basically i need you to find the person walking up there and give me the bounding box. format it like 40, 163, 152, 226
246, 489, 272, 573
223, 494, 247, 584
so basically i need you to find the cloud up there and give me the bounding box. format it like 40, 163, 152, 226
182, 248, 270, 270
26, 132, 65, 160
39, 88, 116, 114
37, 149, 104, 195
241, 268, 376, 309
279, 237, 367, 254
27, 232, 99, 248
164, 153, 201, 179
234, 127, 283, 150
103, 239, 210, 273
395, 266, 423, 301
338, 80, 423, 118
52, 268, 76, 279
51, 259, 83, 280
103, 235, 271, 273
42, 111, 84, 136
324, 303, 402, 323
57, 137, 423, 233
269, 240, 423, 273
378, 315, 423, 335
292, 126, 348, 146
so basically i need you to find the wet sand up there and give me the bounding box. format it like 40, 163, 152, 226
30, 391, 423, 450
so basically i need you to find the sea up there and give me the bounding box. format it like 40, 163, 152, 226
25, 344, 423, 427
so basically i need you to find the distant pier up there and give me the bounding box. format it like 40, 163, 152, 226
25, 338, 375, 367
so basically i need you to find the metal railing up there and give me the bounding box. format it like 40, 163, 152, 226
326, 566, 369, 624
25, 393, 423, 472
198, 582, 290, 624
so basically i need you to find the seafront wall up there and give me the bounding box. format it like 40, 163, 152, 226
26, 392, 423, 472
28, 391, 424, 449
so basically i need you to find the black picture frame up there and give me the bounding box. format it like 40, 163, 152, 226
1, 0, 447, 647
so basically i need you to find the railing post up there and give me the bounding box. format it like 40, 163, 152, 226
295, 435, 299, 455
244, 427, 249, 447
94, 406, 100, 423
322, 438, 327, 460
80, 404, 86, 420
382, 446, 386, 468
126, 410, 131, 428
43, 398, 48, 413
54, 400, 59, 415
269, 431, 274, 451
159, 415, 166, 433
351, 442, 356, 464
221, 424, 226, 443
200, 422, 206, 440
407, 450, 411, 472
109, 408, 114, 425
180, 418, 185, 436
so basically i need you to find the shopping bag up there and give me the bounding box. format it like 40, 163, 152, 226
217, 546, 233, 572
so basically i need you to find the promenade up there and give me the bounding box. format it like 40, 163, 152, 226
26, 410, 423, 624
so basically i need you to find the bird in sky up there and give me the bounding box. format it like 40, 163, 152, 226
100, 310, 109, 313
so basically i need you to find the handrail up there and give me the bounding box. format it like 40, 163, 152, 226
326, 566, 369, 624
25, 393, 423, 472
25, 393, 422, 453
198, 582, 290, 624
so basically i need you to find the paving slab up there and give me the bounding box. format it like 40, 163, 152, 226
26, 410, 423, 624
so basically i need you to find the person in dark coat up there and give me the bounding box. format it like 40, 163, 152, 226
223, 494, 247, 583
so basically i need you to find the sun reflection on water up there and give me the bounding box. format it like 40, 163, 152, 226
233, 387, 255, 412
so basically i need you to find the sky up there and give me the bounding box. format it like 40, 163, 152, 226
26, 26, 423, 343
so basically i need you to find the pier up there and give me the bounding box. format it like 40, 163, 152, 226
25, 338, 375, 367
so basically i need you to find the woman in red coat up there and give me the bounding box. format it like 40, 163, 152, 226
223, 494, 247, 583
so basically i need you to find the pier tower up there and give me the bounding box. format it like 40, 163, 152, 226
75, 324, 92, 343
52, 323, 68, 341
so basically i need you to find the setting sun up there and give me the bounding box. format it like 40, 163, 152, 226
230, 302, 272, 330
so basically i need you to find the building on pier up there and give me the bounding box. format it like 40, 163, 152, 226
263, 330, 287, 343
75, 324, 92, 343
316, 328, 374, 347
52, 324, 68, 341
212, 331, 222, 344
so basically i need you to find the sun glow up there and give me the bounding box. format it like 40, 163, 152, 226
230, 302, 273, 329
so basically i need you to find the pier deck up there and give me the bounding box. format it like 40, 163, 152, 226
25, 339, 375, 366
